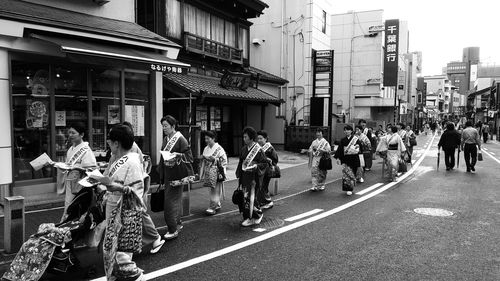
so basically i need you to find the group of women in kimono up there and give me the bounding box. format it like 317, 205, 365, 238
18, 116, 280, 280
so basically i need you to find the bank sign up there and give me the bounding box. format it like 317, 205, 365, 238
383, 19, 399, 87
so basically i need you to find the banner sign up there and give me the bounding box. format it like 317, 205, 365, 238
313, 50, 334, 98
383, 19, 400, 87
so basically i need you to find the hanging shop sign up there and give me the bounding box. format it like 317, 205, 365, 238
220, 70, 251, 91
383, 19, 400, 87
313, 49, 334, 99
150, 64, 187, 74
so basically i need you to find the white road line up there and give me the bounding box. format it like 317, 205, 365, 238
483, 148, 489, 151
481, 149, 500, 165
490, 152, 495, 155
356, 183, 384, 195
92, 134, 435, 281
253, 228, 266, 233
284, 209, 323, 222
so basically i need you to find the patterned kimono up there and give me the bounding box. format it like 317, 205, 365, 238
236, 143, 269, 220
200, 143, 228, 209
259, 142, 279, 205
384, 133, 406, 181
356, 133, 372, 180
57, 141, 97, 221
103, 152, 146, 281
308, 138, 331, 189
334, 135, 363, 192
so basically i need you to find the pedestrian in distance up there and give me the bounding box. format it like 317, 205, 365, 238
405, 124, 417, 163
482, 123, 490, 143
333, 125, 363, 196
236, 127, 268, 227
52, 122, 97, 222
199, 130, 227, 215
301, 128, 331, 192
461, 121, 482, 173
438, 122, 461, 171
257, 130, 279, 210
157, 115, 195, 240
354, 125, 370, 183
358, 119, 374, 171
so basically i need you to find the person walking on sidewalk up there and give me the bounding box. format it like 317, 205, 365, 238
354, 125, 371, 183
54, 122, 97, 222
379, 126, 406, 182
200, 131, 227, 215
438, 122, 461, 171
461, 121, 482, 173
406, 125, 417, 162
236, 127, 269, 227
157, 115, 195, 240
302, 129, 331, 191
359, 120, 374, 171
334, 125, 363, 195
482, 123, 490, 143
256, 130, 278, 209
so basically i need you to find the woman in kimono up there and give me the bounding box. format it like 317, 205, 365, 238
200, 131, 228, 215
334, 125, 363, 195
257, 130, 279, 209
158, 115, 195, 240
380, 126, 406, 182
55, 122, 97, 222
236, 127, 269, 227
301, 129, 331, 191
101, 124, 148, 281
354, 125, 371, 183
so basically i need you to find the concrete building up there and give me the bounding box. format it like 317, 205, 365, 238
331, 10, 411, 125
424, 75, 453, 118
250, 0, 333, 127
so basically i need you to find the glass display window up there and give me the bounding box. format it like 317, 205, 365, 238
11, 61, 52, 181
125, 71, 151, 154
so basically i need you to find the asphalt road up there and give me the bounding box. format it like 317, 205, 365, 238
4, 133, 500, 281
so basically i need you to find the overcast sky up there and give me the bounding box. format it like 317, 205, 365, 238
332, 0, 500, 76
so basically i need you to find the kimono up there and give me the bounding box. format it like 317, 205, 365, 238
236, 143, 269, 220
380, 133, 406, 181
57, 141, 97, 221
200, 143, 228, 209
356, 133, 372, 179
308, 138, 332, 189
259, 142, 279, 205
334, 135, 363, 192
103, 152, 146, 281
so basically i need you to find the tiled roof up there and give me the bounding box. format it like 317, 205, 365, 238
248, 66, 288, 85
0, 0, 179, 48
164, 73, 281, 105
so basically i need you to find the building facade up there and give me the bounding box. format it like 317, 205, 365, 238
250, 0, 333, 127
0, 0, 190, 202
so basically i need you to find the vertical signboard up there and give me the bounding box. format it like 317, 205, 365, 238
383, 19, 399, 87
312, 50, 334, 127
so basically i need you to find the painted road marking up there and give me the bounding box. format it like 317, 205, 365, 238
483, 148, 488, 151
490, 152, 495, 155
90, 134, 437, 281
284, 209, 323, 222
356, 183, 384, 195
481, 149, 500, 165
253, 228, 266, 233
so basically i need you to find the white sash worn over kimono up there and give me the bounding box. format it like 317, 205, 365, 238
200, 143, 227, 189
57, 142, 96, 195
103, 152, 145, 281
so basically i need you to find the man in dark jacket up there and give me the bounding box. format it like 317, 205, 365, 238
438, 122, 462, 171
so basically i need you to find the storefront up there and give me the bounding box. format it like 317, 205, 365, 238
0, 1, 188, 202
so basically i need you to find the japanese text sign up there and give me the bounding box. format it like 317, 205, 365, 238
383, 19, 399, 87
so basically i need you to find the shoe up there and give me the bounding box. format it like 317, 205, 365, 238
364, 168, 371, 171
466, 169, 471, 173
261, 202, 274, 209
310, 186, 317, 192
446, 167, 450, 171
241, 218, 254, 227
254, 215, 263, 225
150, 238, 165, 254
318, 186, 325, 191
471, 167, 475, 172
359, 178, 365, 183
164, 231, 178, 240
177, 224, 184, 231
205, 208, 216, 215
346, 191, 353, 196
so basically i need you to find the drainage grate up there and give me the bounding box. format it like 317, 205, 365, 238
413, 208, 454, 217
254, 216, 285, 230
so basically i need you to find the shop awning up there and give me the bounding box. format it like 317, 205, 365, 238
164, 73, 282, 105
30, 33, 190, 70
467, 86, 492, 99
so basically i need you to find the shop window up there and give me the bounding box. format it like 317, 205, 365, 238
91, 69, 121, 160
12, 61, 52, 181
54, 65, 88, 163
125, 72, 151, 155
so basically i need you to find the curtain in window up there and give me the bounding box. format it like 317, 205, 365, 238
211, 15, 224, 43
166, 0, 181, 39
183, 3, 196, 34
238, 27, 249, 59
196, 9, 210, 38
224, 21, 235, 47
